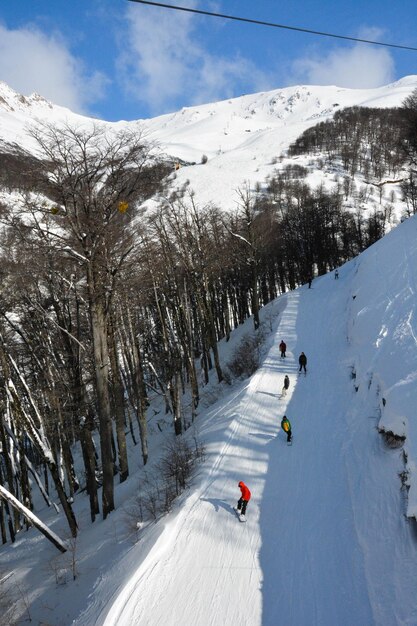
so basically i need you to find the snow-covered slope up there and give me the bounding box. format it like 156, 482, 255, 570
92, 214, 417, 626
3, 212, 417, 625
139, 76, 417, 209
1, 78, 417, 625
1, 77, 417, 209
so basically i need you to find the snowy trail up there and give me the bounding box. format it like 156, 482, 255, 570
260, 273, 375, 625
100, 296, 296, 626
100, 278, 371, 626
101, 369, 274, 624
99, 262, 417, 626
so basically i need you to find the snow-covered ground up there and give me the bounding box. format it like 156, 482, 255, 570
2, 212, 417, 625
140, 77, 417, 212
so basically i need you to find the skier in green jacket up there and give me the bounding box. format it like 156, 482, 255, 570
281, 415, 292, 443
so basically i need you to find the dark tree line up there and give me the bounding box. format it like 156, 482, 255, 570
1, 91, 417, 544
288, 106, 407, 179
287, 101, 417, 220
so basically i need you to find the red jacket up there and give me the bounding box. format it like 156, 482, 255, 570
279, 341, 286, 351
238, 481, 251, 501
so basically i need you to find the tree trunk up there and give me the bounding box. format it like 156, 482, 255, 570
0, 419, 18, 536
168, 373, 182, 436
0, 462, 14, 543
202, 290, 223, 383
108, 316, 129, 482
0, 485, 67, 553
0, 334, 78, 537
88, 291, 115, 519
126, 309, 148, 465
79, 412, 99, 522
0, 501, 6, 544
251, 261, 260, 331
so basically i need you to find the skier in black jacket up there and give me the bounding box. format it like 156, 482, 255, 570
282, 374, 290, 396
298, 352, 307, 374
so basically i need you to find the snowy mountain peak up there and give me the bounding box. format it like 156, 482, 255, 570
148, 77, 417, 136
26, 91, 52, 108
137, 77, 417, 210
0, 81, 52, 113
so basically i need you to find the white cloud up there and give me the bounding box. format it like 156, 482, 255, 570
290, 27, 395, 89
0, 22, 109, 113
117, 3, 270, 114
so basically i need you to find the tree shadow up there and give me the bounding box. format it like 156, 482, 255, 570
248, 432, 276, 441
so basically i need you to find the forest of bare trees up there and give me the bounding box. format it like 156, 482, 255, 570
0, 91, 416, 546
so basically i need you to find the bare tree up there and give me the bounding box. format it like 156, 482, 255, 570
29, 122, 167, 518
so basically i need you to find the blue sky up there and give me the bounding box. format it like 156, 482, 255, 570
0, 0, 416, 121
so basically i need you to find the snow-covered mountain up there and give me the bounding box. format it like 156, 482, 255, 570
1, 78, 417, 625
1, 76, 417, 210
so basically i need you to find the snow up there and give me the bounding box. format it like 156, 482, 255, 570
1, 213, 417, 624
130, 77, 417, 211
93, 216, 417, 626
1, 77, 417, 624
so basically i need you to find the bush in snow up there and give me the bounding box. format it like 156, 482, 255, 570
378, 428, 406, 449
158, 439, 196, 496
201, 154, 208, 164
143, 475, 163, 520
123, 494, 146, 542
123, 437, 206, 540
227, 329, 266, 379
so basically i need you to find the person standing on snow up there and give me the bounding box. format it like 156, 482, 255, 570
335, 269, 339, 279
281, 415, 292, 443
298, 352, 307, 374
279, 340, 287, 358
282, 374, 290, 397
236, 481, 251, 518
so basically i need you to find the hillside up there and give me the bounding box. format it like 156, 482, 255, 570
1, 212, 417, 626
87, 213, 417, 626
1, 77, 417, 626
1, 76, 417, 212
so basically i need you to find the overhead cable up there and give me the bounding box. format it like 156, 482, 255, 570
127, 0, 417, 52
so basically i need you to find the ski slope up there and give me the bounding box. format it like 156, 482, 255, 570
93, 217, 417, 626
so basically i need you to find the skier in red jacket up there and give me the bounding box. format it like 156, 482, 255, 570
279, 340, 286, 358
237, 481, 251, 517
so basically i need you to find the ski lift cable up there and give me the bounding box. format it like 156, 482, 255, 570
127, 0, 417, 52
